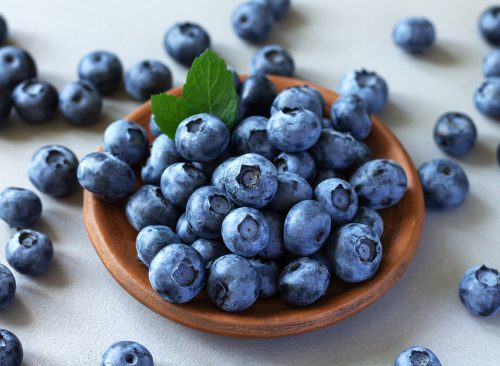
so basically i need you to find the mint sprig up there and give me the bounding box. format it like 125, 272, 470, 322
151, 50, 238, 139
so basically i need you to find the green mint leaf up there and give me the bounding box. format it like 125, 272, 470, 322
151, 93, 189, 140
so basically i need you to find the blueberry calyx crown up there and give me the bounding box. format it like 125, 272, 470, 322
237, 165, 261, 189
475, 265, 499, 287
409, 350, 430, 366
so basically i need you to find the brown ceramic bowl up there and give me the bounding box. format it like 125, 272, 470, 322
83, 75, 424, 338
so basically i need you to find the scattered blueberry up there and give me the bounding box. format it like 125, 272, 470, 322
433, 112, 477, 157
0, 187, 42, 228
175, 213, 200, 245
258, 210, 286, 260
0, 15, 7, 45
6, 229, 53, 276
0, 329, 23, 366
0, 264, 15, 309
255, 0, 291, 21
239, 74, 277, 118
483, 50, 500, 78
394, 346, 442, 366
393, 16, 436, 54
148, 115, 162, 137
59, 80, 102, 125
125, 60, 172, 101
250, 44, 294, 77
271, 86, 323, 118
338, 69, 389, 114
160, 162, 207, 207
474, 78, 500, 118
164, 22, 210, 66
309, 129, 359, 170
352, 207, 384, 238
12, 79, 58, 123
211, 157, 237, 187
141, 134, 182, 186
103, 119, 149, 166
78, 50, 122, 95
418, 158, 469, 210
0, 46, 37, 90
330, 94, 372, 140
99, 341, 153, 366
232, 1, 274, 43
230, 116, 278, 160
191, 239, 230, 268
249, 257, 280, 298
479, 6, 500, 47
274, 151, 317, 183
314, 178, 358, 226
136, 225, 180, 267
459, 265, 500, 317
268, 172, 313, 212
0, 88, 11, 124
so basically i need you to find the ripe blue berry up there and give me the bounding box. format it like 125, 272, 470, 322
125, 60, 172, 101
258, 210, 286, 260
338, 69, 389, 114
230, 116, 278, 160
255, 0, 290, 21
250, 44, 294, 77
78, 50, 122, 95
99, 341, 153, 366
175, 213, 200, 245
191, 239, 230, 268
0, 329, 23, 366
0, 264, 15, 309
483, 50, 500, 78
314, 178, 358, 226
393, 17, 436, 54
12, 79, 58, 123
352, 207, 384, 238
474, 78, 500, 118
136, 225, 180, 268
433, 112, 476, 157
164, 22, 210, 66
459, 265, 500, 317
309, 129, 359, 170
148, 115, 162, 137
104, 119, 149, 166
249, 257, 280, 298
330, 94, 372, 140
479, 6, 500, 47
141, 134, 182, 186
59, 80, 102, 125
0, 46, 36, 90
211, 157, 237, 187
239, 74, 277, 118
232, 1, 274, 43
6, 229, 53, 276
160, 162, 208, 208
271, 86, 323, 118
394, 346, 442, 366
0, 187, 42, 228
274, 151, 317, 183
268, 173, 313, 212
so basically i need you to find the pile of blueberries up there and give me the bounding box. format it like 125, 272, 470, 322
1, 1, 500, 365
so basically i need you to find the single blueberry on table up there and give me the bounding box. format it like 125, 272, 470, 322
160, 162, 207, 208
59, 80, 102, 126
28, 145, 79, 197
483, 50, 500, 78
164, 22, 210, 66
254, 0, 291, 21
191, 238, 230, 269
239, 74, 277, 118
149, 243, 205, 304
185, 186, 234, 239
314, 178, 358, 226
230, 116, 278, 160
224, 153, 278, 208
0, 87, 12, 124
77, 152, 135, 202
221, 207, 270, 257
0, 46, 37, 90
78, 50, 122, 95
284, 200, 331, 256
352, 207, 384, 238
350, 159, 408, 210
459, 265, 500, 317
274, 151, 317, 183
0, 329, 23, 366
126, 185, 180, 232
394, 346, 442, 366
148, 115, 162, 137
327, 223, 382, 283
6, 229, 53, 276
104, 119, 149, 166
12, 79, 58, 123
0, 15, 8, 45
249, 257, 280, 298
175, 113, 230, 163
279, 257, 329, 307
309, 129, 359, 171
271, 86, 323, 118
478, 6, 500, 47
232, 1, 274, 43
258, 210, 286, 260
0, 187, 42, 228
418, 158, 469, 210
315, 168, 341, 187
99, 341, 153, 366
474, 78, 500, 118
175, 213, 200, 245
0, 264, 15, 309
207, 254, 260, 312
393, 16, 436, 54
330, 94, 372, 140
136, 225, 180, 268
211, 157, 237, 187
141, 134, 182, 186
338, 69, 389, 114
250, 44, 294, 77
267, 108, 322, 152
433, 112, 477, 157
125, 59, 172, 101
268, 172, 313, 212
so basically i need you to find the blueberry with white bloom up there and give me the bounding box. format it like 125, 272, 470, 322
338, 69, 389, 114
149, 115, 162, 137
78, 50, 122, 95
12, 79, 58, 123
268, 173, 313, 212
315, 178, 358, 226
0, 46, 37, 90
0, 329, 23, 366
125, 59, 172, 101
352, 207, 384, 238
141, 134, 182, 186
271, 86, 323, 118
175, 213, 200, 245
479, 6, 500, 47
136, 225, 180, 267
191, 239, 230, 268
239, 74, 277, 118
330, 94, 372, 140
211, 157, 237, 187
59, 81, 102, 125
99, 341, 153, 366
104, 119, 149, 166
258, 210, 286, 260
249, 257, 280, 298
232, 1, 274, 43
250, 44, 294, 77
0, 264, 15, 309
483, 50, 500, 78
255, 0, 291, 21
309, 129, 359, 170
351, 140, 373, 170
164, 22, 210, 66
394, 346, 442, 366
474, 78, 500, 118
160, 162, 207, 208
0, 187, 42, 228
393, 17, 436, 54
274, 151, 317, 183
433, 112, 476, 157
6, 229, 53, 276
459, 265, 500, 317
230, 116, 278, 160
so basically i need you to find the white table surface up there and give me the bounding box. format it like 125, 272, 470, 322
1, 0, 500, 365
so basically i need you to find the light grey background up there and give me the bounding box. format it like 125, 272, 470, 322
1, 0, 500, 365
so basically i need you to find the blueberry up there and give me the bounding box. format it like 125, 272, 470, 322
186, 186, 234, 239
314, 178, 358, 226
232, 1, 274, 43
78, 50, 122, 95
479, 6, 500, 47
331, 94, 372, 140
6, 229, 53, 276
338, 69, 389, 114
0, 264, 15, 309
207, 254, 259, 312
222, 207, 269, 257
284, 200, 331, 256
328, 223, 382, 283
0, 187, 42, 228
59, 80, 102, 126
211, 157, 237, 187
0, 15, 7, 45
0, 87, 12, 124
149, 115, 162, 137
249, 257, 280, 298
483, 50, 500, 78
136, 225, 180, 267
309, 129, 359, 170
160, 162, 207, 208
271, 86, 323, 118
191, 238, 230, 268
0, 329, 23, 366
239, 74, 277, 118
474, 78, 500, 118
99, 341, 153, 366
254, 0, 290, 21
308, 247, 334, 274
175, 213, 200, 245
351, 140, 373, 170
77, 152, 135, 202
258, 210, 286, 260
433, 112, 476, 157
28, 145, 79, 197
250, 44, 294, 77
164, 22, 210, 66
175, 113, 230, 163
0, 46, 36, 90
104, 119, 149, 166
300, 85, 325, 110
125, 60, 172, 101
279, 257, 329, 307
459, 265, 500, 317
141, 134, 182, 186
393, 17, 436, 54
231, 116, 278, 160
268, 173, 313, 212
274, 151, 317, 183
352, 207, 384, 238
418, 158, 469, 210
315, 168, 342, 187
394, 346, 442, 366
350, 159, 407, 210
267, 108, 322, 152
12, 79, 58, 123
224, 153, 278, 208
126, 185, 180, 232
190, 149, 232, 177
